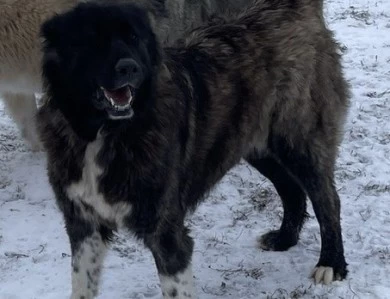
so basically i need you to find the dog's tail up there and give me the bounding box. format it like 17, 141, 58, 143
308, 0, 324, 17
286, 0, 323, 9
261, 0, 323, 11
284, 0, 324, 12
297, 0, 324, 16
303, 0, 323, 10
307, 0, 325, 22
261, 0, 325, 18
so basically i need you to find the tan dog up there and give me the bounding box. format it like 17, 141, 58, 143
0, 0, 79, 150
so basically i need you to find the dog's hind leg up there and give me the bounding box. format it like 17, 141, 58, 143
62, 208, 112, 299
144, 221, 195, 299
245, 154, 307, 251
270, 137, 347, 284
2, 92, 41, 151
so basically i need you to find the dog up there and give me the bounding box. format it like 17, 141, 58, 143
0, 0, 250, 150
38, 0, 349, 298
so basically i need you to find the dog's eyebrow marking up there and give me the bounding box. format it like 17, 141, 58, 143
159, 264, 195, 298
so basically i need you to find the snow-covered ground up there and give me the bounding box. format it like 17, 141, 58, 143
0, 0, 389, 298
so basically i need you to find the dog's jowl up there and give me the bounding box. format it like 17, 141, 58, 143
38, 0, 349, 297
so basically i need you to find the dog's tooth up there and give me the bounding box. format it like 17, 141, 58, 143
117, 104, 129, 111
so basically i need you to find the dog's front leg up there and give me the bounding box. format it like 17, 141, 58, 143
62, 206, 112, 299
70, 231, 107, 299
144, 222, 196, 299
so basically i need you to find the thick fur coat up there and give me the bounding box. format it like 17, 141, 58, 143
38, 1, 349, 298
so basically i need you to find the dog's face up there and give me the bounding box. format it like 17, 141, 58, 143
41, 3, 160, 138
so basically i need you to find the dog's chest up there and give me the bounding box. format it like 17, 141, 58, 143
66, 137, 131, 227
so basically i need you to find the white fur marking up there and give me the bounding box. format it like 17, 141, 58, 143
66, 136, 131, 227
311, 266, 334, 285
71, 232, 107, 299
159, 264, 195, 298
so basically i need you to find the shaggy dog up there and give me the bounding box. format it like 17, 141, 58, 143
0, 0, 249, 150
38, 0, 349, 298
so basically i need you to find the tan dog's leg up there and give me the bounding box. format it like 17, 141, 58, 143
2, 92, 41, 151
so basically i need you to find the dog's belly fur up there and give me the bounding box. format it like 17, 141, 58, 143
66, 136, 132, 228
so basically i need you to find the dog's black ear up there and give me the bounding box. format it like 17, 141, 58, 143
40, 11, 70, 80
40, 16, 62, 77
40, 16, 66, 95
40, 13, 64, 47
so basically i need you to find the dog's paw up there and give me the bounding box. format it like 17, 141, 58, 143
257, 230, 298, 251
311, 266, 345, 284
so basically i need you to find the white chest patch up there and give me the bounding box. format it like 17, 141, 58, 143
66, 137, 131, 227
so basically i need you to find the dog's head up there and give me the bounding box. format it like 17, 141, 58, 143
41, 3, 161, 140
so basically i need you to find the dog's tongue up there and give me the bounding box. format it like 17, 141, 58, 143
105, 86, 132, 105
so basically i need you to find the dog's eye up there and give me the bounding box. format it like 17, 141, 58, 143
129, 34, 138, 42
119, 25, 138, 43
122, 33, 138, 45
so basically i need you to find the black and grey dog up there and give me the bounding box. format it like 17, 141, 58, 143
38, 0, 349, 297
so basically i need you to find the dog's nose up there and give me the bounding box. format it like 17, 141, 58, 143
115, 58, 140, 78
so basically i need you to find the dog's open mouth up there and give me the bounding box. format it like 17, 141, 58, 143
101, 85, 135, 119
